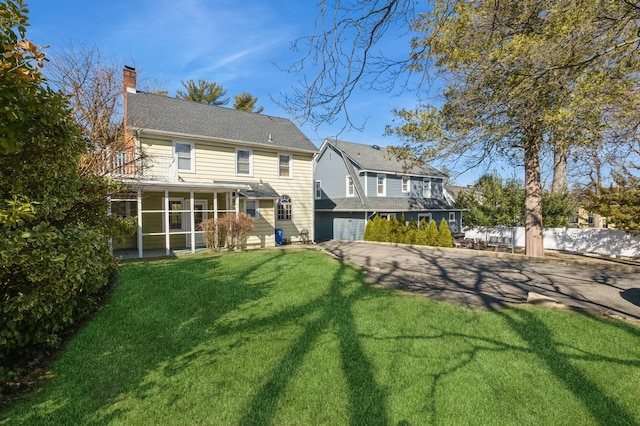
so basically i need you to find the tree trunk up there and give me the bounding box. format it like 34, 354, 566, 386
524, 132, 544, 257
551, 143, 567, 193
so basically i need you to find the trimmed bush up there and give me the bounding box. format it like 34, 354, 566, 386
426, 220, 439, 246
405, 218, 418, 245
438, 218, 454, 248
201, 213, 255, 250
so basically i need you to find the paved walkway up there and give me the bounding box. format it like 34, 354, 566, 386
318, 241, 640, 322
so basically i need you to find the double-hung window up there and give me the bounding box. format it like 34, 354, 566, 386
236, 148, 252, 175
377, 174, 386, 196
402, 176, 410, 193
174, 141, 194, 172
315, 181, 322, 199
346, 176, 355, 197
278, 153, 292, 177
245, 200, 259, 219
423, 178, 432, 198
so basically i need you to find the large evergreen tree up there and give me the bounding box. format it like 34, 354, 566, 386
176, 79, 229, 106
233, 92, 263, 113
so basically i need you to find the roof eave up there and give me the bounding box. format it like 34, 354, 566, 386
129, 127, 318, 155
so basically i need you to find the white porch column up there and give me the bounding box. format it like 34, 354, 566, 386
164, 190, 170, 256
213, 191, 219, 249
235, 191, 240, 215
190, 191, 195, 253
137, 188, 143, 258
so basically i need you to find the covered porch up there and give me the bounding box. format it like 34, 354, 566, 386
111, 180, 280, 259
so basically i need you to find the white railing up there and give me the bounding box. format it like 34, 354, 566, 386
107, 152, 176, 182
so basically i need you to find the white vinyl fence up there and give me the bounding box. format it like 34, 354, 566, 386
463, 226, 640, 258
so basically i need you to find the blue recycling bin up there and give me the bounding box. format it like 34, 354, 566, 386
275, 228, 284, 246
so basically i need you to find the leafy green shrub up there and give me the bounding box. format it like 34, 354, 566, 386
426, 220, 438, 246
404, 218, 418, 245
1, 2, 129, 388
388, 216, 402, 243
438, 218, 454, 248
416, 219, 428, 245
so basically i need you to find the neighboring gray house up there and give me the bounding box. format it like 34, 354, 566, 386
314, 139, 463, 241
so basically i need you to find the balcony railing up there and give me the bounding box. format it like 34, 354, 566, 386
105, 151, 177, 182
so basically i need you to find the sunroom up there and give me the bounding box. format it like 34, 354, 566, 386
111, 180, 281, 259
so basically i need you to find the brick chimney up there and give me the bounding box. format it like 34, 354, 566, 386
123, 66, 137, 162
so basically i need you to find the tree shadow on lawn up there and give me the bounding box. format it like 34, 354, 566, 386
420, 246, 639, 424
1, 252, 289, 425
321, 242, 640, 424
236, 250, 389, 425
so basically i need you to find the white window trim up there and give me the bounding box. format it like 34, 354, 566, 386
236, 148, 253, 176
346, 176, 355, 197
449, 212, 456, 222
419, 213, 432, 224
277, 195, 293, 221
423, 178, 432, 198
402, 176, 410, 193
377, 174, 386, 196
244, 199, 260, 219
315, 180, 322, 200
277, 153, 293, 178
173, 141, 195, 173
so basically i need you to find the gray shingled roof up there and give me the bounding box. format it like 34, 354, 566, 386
316, 197, 452, 212
127, 91, 317, 152
327, 139, 445, 177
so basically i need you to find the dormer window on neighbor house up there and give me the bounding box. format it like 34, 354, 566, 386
402, 176, 410, 193
346, 176, 355, 197
377, 174, 386, 196
423, 178, 432, 198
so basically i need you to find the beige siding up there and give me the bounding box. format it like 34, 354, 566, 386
138, 136, 316, 243
245, 200, 277, 248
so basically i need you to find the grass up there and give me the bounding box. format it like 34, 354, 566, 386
1, 248, 639, 425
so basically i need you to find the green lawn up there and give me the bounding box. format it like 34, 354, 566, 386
1, 249, 639, 425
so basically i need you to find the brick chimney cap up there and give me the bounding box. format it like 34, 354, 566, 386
124, 65, 136, 71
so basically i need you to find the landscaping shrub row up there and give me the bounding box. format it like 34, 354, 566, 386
364, 215, 453, 247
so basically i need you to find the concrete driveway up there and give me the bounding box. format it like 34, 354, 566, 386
318, 241, 640, 322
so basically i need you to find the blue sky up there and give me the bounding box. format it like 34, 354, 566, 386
26, 0, 492, 185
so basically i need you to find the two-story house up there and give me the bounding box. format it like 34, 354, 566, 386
112, 67, 317, 258
314, 139, 463, 241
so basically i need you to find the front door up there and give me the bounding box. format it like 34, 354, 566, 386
186, 200, 207, 248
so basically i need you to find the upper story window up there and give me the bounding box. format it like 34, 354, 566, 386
377, 174, 386, 196
402, 176, 410, 193
245, 200, 259, 219
423, 178, 432, 198
315, 181, 322, 200
277, 195, 292, 221
449, 212, 456, 222
278, 153, 292, 177
346, 176, 355, 197
236, 148, 252, 176
173, 141, 194, 172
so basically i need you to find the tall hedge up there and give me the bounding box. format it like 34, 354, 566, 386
1, 1, 129, 386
